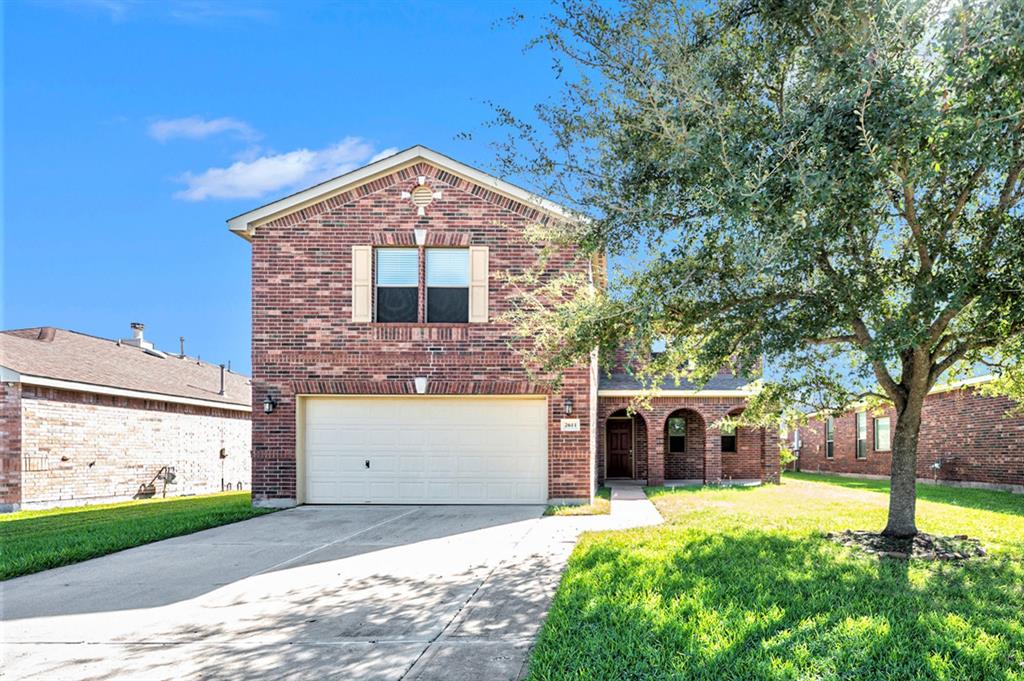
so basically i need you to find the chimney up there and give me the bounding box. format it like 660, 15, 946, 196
121, 322, 154, 350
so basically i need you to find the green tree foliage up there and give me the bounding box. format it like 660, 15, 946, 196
499, 0, 1024, 537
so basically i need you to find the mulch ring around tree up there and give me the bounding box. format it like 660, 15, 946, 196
826, 530, 987, 561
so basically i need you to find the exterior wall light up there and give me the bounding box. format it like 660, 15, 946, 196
563, 396, 574, 415
263, 395, 277, 414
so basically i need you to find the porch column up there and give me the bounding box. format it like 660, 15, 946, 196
648, 417, 665, 486
763, 428, 782, 484
705, 424, 722, 485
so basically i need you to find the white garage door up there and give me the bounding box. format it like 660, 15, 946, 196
304, 397, 548, 504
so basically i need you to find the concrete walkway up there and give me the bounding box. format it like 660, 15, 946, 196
3, 492, 662, 681
605, 483, 664, 529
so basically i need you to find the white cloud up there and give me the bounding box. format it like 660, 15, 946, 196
149, 116, 260, 142
174, 138, 395, 201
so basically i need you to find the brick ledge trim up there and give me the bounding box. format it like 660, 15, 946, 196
292, 379, 551, 395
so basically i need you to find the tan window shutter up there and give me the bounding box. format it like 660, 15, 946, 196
351, 245, 372, 322
468, 246, 489, 323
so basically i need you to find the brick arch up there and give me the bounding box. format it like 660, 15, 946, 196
663, 408, 706, 482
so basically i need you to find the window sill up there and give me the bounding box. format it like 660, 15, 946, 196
372, 322, 471, 327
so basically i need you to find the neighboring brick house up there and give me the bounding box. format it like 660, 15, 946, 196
0, 325, 251, 511
796, 377, 1024, 494
230, 146, 780, 508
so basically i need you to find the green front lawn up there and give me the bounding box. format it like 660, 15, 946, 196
0, 492, 273, 580
528, 474, 1024, 680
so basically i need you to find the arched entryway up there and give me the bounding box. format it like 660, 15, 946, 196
605, 408, 648, 480
664, 409, 706, 482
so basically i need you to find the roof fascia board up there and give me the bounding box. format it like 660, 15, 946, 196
17, 374, 252, 412
597, 389, 753, 398
227, 146, 575, 239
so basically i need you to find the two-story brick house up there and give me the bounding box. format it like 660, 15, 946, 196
230, 146, 780, 507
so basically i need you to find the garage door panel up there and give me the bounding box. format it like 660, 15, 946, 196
304, 397, 548, 504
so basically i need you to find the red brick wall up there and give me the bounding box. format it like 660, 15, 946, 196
0, 382, 22, 508
17, 386, 251, 507
594, 395, 778, 485
799, 387, 1024, 490
249, 161, 593, 503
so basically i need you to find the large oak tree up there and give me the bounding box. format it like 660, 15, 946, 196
500, 0, 1024, 537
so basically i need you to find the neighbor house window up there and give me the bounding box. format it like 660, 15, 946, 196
856, 412, 867, 459
825, 417, 834, 459
721, 423, 737, 453
376, 248, 419, 322
667, 416, 686, 453
425, 249, 469, 323
874, 417, 891, 451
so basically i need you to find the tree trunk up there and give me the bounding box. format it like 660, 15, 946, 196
882, 390, 926, 538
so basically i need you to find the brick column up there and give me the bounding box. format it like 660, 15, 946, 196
648, 417, 665, 486
763, 428, 782, 484
705, 426, 722, 485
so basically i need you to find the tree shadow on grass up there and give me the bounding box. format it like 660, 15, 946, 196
527, 527, 1024, 680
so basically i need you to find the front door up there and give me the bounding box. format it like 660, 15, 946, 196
607, 419, 633, 478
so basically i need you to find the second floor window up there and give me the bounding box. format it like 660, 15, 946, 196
856, 412, 867, 459
376, 248, 419, 322
426, 249, 469, 323
825, 417, 834, 459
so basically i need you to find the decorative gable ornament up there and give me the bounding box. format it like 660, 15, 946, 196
400, 176, 443, 216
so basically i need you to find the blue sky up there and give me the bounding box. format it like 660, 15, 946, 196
4, 0, 559, 374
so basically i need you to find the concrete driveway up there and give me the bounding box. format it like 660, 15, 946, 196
2, 504, 591, 680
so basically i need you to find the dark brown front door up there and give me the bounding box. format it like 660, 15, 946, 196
607, 419, 633, 478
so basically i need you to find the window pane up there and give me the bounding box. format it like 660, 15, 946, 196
426, 249, 469, 286
721, 434, 737, 453
856, 412, 867, 439
668, 435, 686, 453
376, 249, 419, 286
667, 416, 686, 436
826, 417, 834, 440
875, 417, 891, 451
376, 287, 418, 322
826, 441, 834, 459
426, 288, 469, 323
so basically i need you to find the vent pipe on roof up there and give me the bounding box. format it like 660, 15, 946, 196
179, 336, 185, 358
121, 322, 154, 350
219, 364, 226, 396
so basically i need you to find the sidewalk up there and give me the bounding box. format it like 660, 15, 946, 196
605, 482, 664, 529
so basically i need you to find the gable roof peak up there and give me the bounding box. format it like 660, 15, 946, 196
226, 144, 575, 240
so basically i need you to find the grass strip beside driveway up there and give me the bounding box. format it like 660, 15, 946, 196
545, 487, 611, 516
528, 475, 1024, 680
1, 492, 273, 580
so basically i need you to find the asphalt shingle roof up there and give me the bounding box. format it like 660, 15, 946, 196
0, 327, 251, 408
